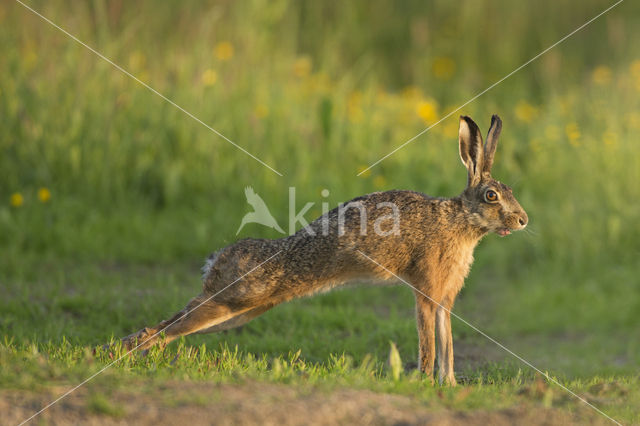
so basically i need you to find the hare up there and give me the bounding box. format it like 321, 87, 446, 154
120, 115, 527, 385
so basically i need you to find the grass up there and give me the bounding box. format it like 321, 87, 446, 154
2, 259, 638, 422
1, 0, 640, 424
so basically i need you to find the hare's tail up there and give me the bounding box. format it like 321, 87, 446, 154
201, 251, 221, 281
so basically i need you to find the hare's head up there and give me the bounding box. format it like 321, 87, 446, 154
458, 115, 528, 237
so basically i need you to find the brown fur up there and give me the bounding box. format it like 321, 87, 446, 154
119, 115, 528, 386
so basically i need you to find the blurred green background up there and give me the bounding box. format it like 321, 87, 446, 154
1, 0, 639, 392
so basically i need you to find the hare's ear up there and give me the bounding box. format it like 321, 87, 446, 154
458, 116, 484, 187
482, 115, 502, 176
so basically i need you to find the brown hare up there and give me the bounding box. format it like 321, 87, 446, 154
120, 115, 527, 386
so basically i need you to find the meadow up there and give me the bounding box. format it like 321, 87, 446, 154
1, 0, 640, 424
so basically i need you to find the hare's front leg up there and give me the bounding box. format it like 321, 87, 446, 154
436, 296, 456, 386
415, 295, 437, 379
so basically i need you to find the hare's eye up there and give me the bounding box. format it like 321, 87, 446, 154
485, 190, 498, 202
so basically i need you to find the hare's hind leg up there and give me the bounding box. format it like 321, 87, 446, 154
195, 304, 274, 334
122, 294, 253, 351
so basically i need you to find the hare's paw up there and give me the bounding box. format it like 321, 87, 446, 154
446, 375, 457, 387
120, 327, 155, 351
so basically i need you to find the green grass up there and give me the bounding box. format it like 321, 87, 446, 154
1, 0, 640, 424
2, 259, 638, 422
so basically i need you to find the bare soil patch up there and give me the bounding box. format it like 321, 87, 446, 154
2, 381, 606, 426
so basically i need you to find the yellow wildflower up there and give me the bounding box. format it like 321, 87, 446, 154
375, 90, 388, 104
373, 175, 387, 189
603, 131, 618, 148
357, 165, 371, 178
591, 66, 612, 85
626, 111, 640, 129
214, 41, 234, 61
138, 70, 150, 84
293, 56, 312, 78
630, 60, 640, 91
631, 59, 640, 78
201, 69, 218, 86
515, 101, 538, 123
38, 187, 51, 203
254, 104, 269, 119
347, 91, 364, 123
348, 91, 362, 105
565, 122, 581, 146
529, 139, 542, 153
416, 98, 439, 124
22, 47, 38, 71
128, 51, 146, 71
10, 193, 23, 207
432, 57, 456, 80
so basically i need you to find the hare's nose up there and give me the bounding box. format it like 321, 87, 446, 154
517, 212, 528, 227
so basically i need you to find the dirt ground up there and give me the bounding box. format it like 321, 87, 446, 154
2, 339, 611, 425
2, 380, 607, 426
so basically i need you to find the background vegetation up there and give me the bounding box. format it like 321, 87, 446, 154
1, 0, 639, 423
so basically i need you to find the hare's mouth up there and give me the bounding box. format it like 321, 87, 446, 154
497, 228, 511, 237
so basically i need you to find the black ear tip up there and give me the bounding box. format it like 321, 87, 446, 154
490, 115, 503, 133
460, 115, 478, 128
